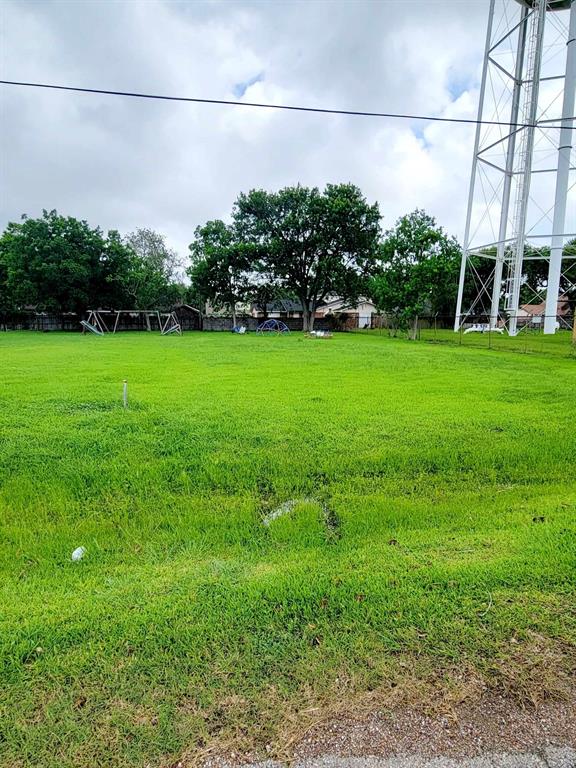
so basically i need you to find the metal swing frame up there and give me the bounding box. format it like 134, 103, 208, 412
82, 309, 182, 335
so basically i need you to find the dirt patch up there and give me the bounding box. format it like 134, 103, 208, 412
197, 692, 575, 767
192, 649, 575, 768
290, 691, 576, 762
170, 633, 576, 767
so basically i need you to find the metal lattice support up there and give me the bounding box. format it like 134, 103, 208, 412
455, 0, 576, 336
505, 0, 546, 336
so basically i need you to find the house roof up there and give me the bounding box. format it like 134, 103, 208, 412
520, 294, 571, 316
321, 296, 376, 310
264, 299, 329, 313
265, 299, 304, 313
262, 297, 374, 313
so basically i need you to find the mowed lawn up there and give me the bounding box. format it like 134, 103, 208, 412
0, 331, 575, 767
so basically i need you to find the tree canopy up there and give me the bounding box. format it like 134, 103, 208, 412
232, 183, 381, 330
0, 212, 185, 313
0, 210, 132, 312
188, 220, 253, 326
7, 195, 548, 331
122, 228, 185, 309
370, 209, 461, 334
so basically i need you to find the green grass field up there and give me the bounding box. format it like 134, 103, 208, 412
367, 325, 576, 358
1, 331, 575, 767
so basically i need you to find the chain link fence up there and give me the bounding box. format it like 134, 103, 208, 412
2, 310, 575, 357
368, 314, 576, 358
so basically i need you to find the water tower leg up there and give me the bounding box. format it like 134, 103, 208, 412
544, 1, 576, 335
454, 0, 496, 332
491, 8, 528, 329
507, 0, 547, 337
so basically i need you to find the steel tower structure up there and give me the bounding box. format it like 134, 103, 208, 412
455, 0, 576, 335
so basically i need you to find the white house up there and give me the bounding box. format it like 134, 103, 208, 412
251, 297, 377, 327
315, 297, 377, 328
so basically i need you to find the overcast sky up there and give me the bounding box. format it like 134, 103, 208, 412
0, 0, 491, 260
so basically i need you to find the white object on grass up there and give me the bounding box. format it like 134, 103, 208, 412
263, 499, 298, 526
262, 497, 338, 537
262, 497, 317, 526
71, 546, 86, 561
463, 323, 504, 335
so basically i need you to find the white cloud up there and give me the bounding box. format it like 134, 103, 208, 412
0, 0, 492, 260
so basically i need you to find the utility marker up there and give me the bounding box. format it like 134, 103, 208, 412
123, 380, 128, 409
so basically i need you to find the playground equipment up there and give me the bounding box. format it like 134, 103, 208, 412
256, 319, 290, 334
80, 319, 104, 335
82, 310, 182, 335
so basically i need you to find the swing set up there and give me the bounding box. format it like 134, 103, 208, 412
81, 309, 182, 335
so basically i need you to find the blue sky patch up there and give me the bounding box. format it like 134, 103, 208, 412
233, 72, 264, 98
413, 126, 431, 149
446, 68, 473, 101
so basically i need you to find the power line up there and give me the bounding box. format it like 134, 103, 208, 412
2, 78, 570, 129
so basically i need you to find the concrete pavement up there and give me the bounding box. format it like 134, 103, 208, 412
228, 747, 576, 768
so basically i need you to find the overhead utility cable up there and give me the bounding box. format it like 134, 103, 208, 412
1, 79, 573, 129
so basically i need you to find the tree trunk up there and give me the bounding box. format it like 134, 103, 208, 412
302, 306, 310, 332
302, 304, 315, 332
410, 315, 418, 341
231, 304, 237, 328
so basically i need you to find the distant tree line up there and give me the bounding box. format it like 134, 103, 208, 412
0, 210, 187, 313
188, 184, 575, 331
188, 183, 463, 331
2, 188, 573, 329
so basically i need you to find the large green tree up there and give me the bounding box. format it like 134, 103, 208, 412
0, 253, 8, 312
188, 220, 252, 326
370, 209, 461, 336
0, 210, 133, 312
121, 228, 185, 309
233, 183, 381, 331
